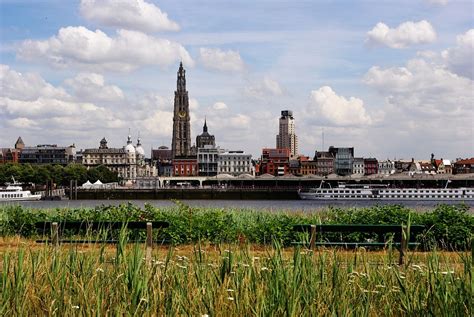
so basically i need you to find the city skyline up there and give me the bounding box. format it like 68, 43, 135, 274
0, 0, 473, 160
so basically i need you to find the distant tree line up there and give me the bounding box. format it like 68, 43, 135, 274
0, 163, 119, 187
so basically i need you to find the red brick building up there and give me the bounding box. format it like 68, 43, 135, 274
453, 158, 474, 174
364, 158, 378, 175
258, 148, 290, 176
0, 148, 21, 164
173, 158, 198, 176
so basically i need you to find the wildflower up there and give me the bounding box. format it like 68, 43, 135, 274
227, 289, 234, 292
253, 257, 260, 261
224, 249, 230, 253
227, 297, 234, 301
72, 305, 80, 309
201, 315, 209, 317
96, 268, 104, 273
261, 267, 269, 271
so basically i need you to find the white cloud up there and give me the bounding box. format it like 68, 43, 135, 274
8, 117, 39, 129
18, 27, 193, 72
0, 65, 181, 148
64, 72, 124, 102
80, 0, 179, 32
228, 114, 251, 129
142, 110, 174, 137
199, 47, 245, 72
212, 102, 228, 110
366, 20, 436, 49
306, 86, 372, 126
0, 97, 100, 118
244, 77, 284, 100
425, 0, 448, 5
441, 29, 474, 79
189, 98, 199, 110
365, 58, 472, 116
0, 64, 68, 101
364, 58, 473, 157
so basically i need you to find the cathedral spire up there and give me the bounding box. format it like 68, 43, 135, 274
203, 117, 208, 133
177, 61, 186, 92
172, 62, 191, 158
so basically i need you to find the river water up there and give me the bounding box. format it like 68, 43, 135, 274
1, 199, 473, 212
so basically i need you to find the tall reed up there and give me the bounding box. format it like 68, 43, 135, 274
1, 238, 471, 316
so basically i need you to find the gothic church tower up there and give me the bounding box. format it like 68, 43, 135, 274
171, 62, 191, 158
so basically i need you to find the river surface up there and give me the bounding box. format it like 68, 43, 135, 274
1, 199, 473, 212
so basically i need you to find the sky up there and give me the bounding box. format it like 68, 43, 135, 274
0, 0, 473, 160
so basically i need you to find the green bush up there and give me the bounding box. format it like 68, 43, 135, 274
0, 203, 472, 250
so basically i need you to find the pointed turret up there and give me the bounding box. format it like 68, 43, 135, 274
15, 136, 25, 150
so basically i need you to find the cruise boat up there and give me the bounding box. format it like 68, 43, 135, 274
298, 183, 474, 201
0, 179, 41, 201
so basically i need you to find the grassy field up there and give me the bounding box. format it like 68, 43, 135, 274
1, 236, 472, 316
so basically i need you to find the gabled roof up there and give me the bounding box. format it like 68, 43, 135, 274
454, 158, 474, 165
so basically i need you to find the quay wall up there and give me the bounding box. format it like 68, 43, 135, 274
75, 189, 299, 200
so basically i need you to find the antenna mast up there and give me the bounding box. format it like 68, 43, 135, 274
322, 128, 325, 150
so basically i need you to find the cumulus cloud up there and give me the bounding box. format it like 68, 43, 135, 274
364, 57, 473, 158
18, 26, 193, 72
80, 0, 179, 33
306, 86, 372, 126
0, 64, 68, 101
365, 58, 472, 116
64, 72, 124, 102
244, 77, 284, 100
0, 65, 178, 148
441, 29, 474, 79
367, 20, 436, 48
199, 48, 245, 72
212, 102, 228, 110
8, 117, 40, 129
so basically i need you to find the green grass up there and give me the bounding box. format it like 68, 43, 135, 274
0, 240, 472, 316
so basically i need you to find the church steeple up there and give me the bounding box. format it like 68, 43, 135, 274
177, 61, 186, 93
196, 117, 215, 149
171, 62, 191, 158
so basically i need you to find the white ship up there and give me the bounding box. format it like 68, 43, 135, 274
0, 178, 41, 201
299, 182, 474, 201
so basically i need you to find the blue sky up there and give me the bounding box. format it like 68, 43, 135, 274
1, 0, 473, 160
